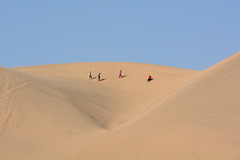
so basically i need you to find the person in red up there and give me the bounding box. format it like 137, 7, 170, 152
118, 70, 123, 78
147, 75, 152, 82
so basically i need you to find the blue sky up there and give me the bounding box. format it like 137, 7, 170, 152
0, 0, 239, 70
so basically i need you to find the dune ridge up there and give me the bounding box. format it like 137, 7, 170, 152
13, 62, 198, 129
0, 53, 240, 160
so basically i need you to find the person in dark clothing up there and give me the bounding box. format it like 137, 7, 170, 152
98, 73, 101, 81
89, 71, 92, 79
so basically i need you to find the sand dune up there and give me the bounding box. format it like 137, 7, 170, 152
0, 53, 240, 160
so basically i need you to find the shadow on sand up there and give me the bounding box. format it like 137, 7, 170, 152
147, 78, 154, 82
122, 75, 127, 78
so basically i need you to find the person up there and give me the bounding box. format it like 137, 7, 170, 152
89, 71, 92, 79
147, 75, 152, 82
98, 73, 101, 81
118, 70, 122, 78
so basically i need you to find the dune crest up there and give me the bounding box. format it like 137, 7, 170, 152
1, 53, 240, 160
13, 62, 197, 129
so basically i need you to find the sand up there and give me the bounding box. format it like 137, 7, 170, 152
0, 52, 240, 160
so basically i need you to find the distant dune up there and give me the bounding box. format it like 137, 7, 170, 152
0, 53, 240, 160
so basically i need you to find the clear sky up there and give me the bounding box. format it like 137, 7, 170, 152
0, 0, 239, 70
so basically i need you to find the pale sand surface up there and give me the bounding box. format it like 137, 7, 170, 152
0, 53, 240, 160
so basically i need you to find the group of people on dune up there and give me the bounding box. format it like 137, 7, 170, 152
88, 70, 153, 82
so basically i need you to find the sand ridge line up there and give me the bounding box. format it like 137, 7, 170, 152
67, 55, 240, 160
1, 53, 240, 160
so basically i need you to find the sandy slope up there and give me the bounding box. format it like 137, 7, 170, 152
0, 53, 240, 160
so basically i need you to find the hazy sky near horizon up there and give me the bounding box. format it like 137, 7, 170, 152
1, 0, 239, 70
